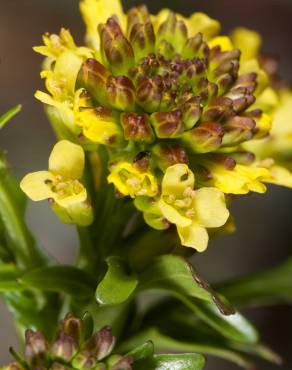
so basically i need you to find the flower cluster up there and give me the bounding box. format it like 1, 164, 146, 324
2, 313, 133, 370
21, 0, 292, 252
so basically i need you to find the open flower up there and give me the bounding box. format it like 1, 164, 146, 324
20, 140, 93, 226
137, 164, 229, 252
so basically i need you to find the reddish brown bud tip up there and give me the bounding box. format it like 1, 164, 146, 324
152, 144, 188, 170
107, 75, 136, 111
222, 116, 256, 146
121, 113, 153, 142
150, 110, 184, 138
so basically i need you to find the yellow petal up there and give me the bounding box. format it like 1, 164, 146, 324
265, 165, 292, 188
20, 171, 55, 201
80, 0, 126, 51
252, 87, 279, 114
177, 223, 209, 252
76, 108, 122, 146
194, 187, 229, 228
48, 140, 84, 179
239, 58, 268, 94
188, 12, 220, 40
208, 36, 233, 51
253, 113, 272, 139
35, 91, 77, 133
231, 27, 262, 61
158, 199, 191, 228
161, 164, 195, 198
208, 163, 269, 195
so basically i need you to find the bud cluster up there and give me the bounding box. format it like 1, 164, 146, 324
27, 0, 292, 250
3, 314, 133, 370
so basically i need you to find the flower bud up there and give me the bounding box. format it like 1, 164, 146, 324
183, 122, 224, 153
71, 350, 96, 369
181, 32, 209, 60
202, 96, 233, 122
99, 17, 135, 75
222, 116, 256, 146
152, 143, 188, 171
136, 75, 163, 112
127, 6, 155, 61
61, 313, 83, 345
181, 96, 202, 129
150, 110, 184, 138
157, 12, 188, 53
108, 355, 134, 370
106, 75, 136, 111
85, 326, 116, 361
51, 332, 78, 362
245, 109, 272, 139
225, 87, 256, 113
77, 58, 110, 107
121, 113, 154, 142
25, 330, 48, 366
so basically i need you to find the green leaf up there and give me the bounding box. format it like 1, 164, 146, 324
20, 265, 96, 298
127, 341, 154, 362
0, 105, 21, 129
120, 328, 251, 369
218, 257, 292, 306
138, 255, 232, 315
149, 354, 205, 370
96, 257, 138, 306
0, 265, 24, 291
188, 299, 258, 344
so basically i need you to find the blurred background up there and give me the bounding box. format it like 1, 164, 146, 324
0, 0, 292, 368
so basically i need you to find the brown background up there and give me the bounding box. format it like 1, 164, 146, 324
0, 0, 292, 368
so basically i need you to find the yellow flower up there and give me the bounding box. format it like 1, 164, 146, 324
231, 27, 262, 62
139, 164, 229, 252
20, 140, 93, 226
202, 162, 269, 195
107, 161, 158, 198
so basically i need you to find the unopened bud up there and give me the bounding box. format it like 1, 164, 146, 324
127, 6, 155, 61
183, 122, 224, 153
202, 96, 233, 122
152, 144, 188, 171
25, 330, 48, 366
230, 151, 255, 165
62, 313, 83, 346
51, 332, 78, 361
222, 116, 256, 146
181, 96, 202, 129
121, 113, 154, 142
106, 75, 136, 111
77, 58, 110, 108
157, 12, 188, 53
150, 110, 184, 138
109, 355, 134, 370
71, 350, 96, 369
99, 17, 135, 75
136, 75, 163, 112
225, 87, 255, 113
182, 32, 209, 60
85, 326, 116, 361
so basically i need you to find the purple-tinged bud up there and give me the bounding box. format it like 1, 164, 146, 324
71, 350, 96, 369
50, 332, 78, 361
233, 72, 258, 94
61, 313, 83, 346
150, 110, 184, 138
210, 47, 241, 67
209, 154, 237, 170
106, 75, 136, 111
182, 32, 210, 60
110, 355, 134, 370
183, 122, 224, 153
77, 58, 110, 107
202, 96, 234, 122
99, 17, 135, 75
181, 96, 202, 129
25, 330, 48, 366
222, 116, 256, 146
121, 113, 154, 142
127, 6, 155, 61
136, 76, 163, 112
230, 151, 255, 165
85, 326, 116, 361
157, 12, 188, 53
225, 87, 256, 113
152, 143, 188, 171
